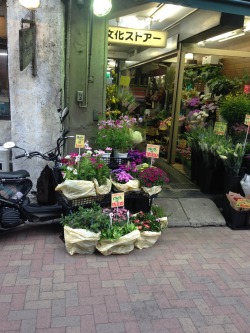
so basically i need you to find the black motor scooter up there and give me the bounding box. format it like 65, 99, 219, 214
0, 107, 72, 230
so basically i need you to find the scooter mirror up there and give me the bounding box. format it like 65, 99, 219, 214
3, 142, 16, 149
61, 107, 69, 122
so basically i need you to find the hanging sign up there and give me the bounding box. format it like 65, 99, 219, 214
75, 135, 85, 148
108, 26, 167, 47
111, 192, 124, 208
214, 122, 227, 135
244, 114, 250, 126
119, 76, 131, 87
146, 144, 160, 158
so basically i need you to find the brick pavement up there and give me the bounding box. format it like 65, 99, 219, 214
0, 224, 250, 333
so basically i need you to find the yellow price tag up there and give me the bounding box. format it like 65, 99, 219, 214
244, 114, 250, 126
75, 135, 85, 148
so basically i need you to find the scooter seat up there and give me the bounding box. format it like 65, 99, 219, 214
0, 170, 30, 179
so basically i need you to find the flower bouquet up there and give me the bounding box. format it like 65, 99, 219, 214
138, 167, 169, 195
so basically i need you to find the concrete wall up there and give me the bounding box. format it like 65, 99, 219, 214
65, 0, 108, 153
6, 0, 65, 184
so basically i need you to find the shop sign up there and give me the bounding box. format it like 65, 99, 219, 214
111, 193, 124, 208
146, 144, 160, 158
214, 122, 227, 135
108, 26, 167, 48
244, 114, 250, 126
75, 135, 85, 148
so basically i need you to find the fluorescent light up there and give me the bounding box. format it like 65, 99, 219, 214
206, 31, 236, 42
219, 32, 245, 42
185, 53, 193, 60
152, 4, 183, 23
19, 0, 40, 10
0, 51, 8, 56
93, 0, 112, 17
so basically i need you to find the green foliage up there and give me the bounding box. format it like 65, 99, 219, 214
207, 76, 242, 97
62, 155, 111, 186
61, 203, 110, 233
151, 204, 166, 218
130, 211, 163, 232
183, 65, 222, 88
100, 223, 137, 240
219, 94, 250, 127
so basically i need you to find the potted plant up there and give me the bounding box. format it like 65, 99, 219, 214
61, 203, 110, 255
96, 208, 140, 255
111, 166, 140, 192
56, 152, 112, 199
96, 115, 137, 156
130, 210, 167, 249
218, 93, 250, 131
138, 166, 169, 195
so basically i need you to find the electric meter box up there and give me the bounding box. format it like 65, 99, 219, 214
0, 146, 10, 172
202, 55, 219, 65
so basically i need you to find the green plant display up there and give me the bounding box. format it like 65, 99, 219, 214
100, 223, 137, 240
219, 94, 250, 127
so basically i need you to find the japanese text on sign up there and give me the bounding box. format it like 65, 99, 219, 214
108, 26, 167, 48
75, 135, 85, 149
214, 122, 227, 135
111, 193, 124, 208
146, 144, 160, 158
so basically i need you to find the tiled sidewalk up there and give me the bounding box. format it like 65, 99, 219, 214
1, 224, 250, 333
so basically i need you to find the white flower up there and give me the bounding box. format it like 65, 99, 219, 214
86, 150, 92, 155
65, 155, 71, 159
132, 131, 143, 144
73, 169, 78, 175
75, 156, 80, 162
67, 166, 73, 171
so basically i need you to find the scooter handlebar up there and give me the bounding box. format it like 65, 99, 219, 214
15, 153, 26, 159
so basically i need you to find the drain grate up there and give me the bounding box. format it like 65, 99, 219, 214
170, 183, 198, 189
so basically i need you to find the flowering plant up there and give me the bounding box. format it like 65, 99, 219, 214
128, 150, 146, 165
138, 167, 169, 187
111, 169, 134, 184
130, 211, 163, 232
216, 142, 244, 176
96, 115, 137, 152
61, 153, 111, 186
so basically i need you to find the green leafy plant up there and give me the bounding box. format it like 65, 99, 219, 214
61, 203, 110, 233
216, 142, 244, 176
207, 76, 242, 97
219, 94, 250, 128
100, 223, 137, 240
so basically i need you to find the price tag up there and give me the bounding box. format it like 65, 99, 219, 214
214, 122, 227, 135
235, 198, 250, 209
146, 144, 160, 158
244, 114, 250, 126
75, 135, 85, 148
111, 193, 124, 208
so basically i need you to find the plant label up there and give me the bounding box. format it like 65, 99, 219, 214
75, 135, 85, 148
111, 193, 124, 208
146, 144, 160, 158
214, 122, 227, 135
244, 114, 250, 126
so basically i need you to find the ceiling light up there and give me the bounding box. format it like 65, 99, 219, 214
185, 53, 193, 60
151, 4, 183, 23
120, 16, 151, 29
206, 31, 236, 42
93, 0, 112, 17
219, 32, 245, 42
19, 0, 40, 10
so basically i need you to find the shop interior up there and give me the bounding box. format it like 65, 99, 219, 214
106, 2, 250, 180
